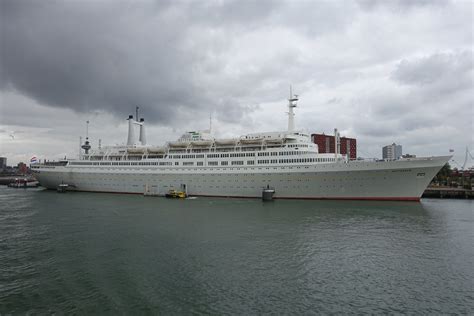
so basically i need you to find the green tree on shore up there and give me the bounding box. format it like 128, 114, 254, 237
432, 163, 452, 186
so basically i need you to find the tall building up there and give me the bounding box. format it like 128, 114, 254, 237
0, 157, 6, 170
311, 133, 357, 160
383, 143, 402, 160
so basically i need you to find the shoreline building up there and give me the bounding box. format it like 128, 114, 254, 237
383, 143, 403, 160
0, 157, 6, 170
17, 162, 28, 174
311, 133, 357, 160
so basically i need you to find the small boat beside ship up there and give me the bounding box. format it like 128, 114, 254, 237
165, 189, 187, 199
7, 178, 39, 188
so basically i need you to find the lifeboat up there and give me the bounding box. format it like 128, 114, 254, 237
127, 148, 146, 154
191, 140, 213, 146
147, 147, 166, 154
215, 138, 237, 146
240, 137, 263, 144
168, 141, 190, 147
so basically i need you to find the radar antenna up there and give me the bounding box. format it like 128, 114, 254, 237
209, 112, 212, 134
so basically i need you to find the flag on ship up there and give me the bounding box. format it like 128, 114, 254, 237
30, 156, 38, 164
449, 149, 454, 152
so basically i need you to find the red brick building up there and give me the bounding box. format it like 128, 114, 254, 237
17, 162, 28, 174
311, 133, 357, 160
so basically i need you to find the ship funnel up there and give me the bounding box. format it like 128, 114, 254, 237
139, 118, 146, 145
127, 115, 135, 146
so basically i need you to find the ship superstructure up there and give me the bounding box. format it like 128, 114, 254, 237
32, 94, 450, 201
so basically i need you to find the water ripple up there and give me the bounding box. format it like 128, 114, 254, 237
0, 188, 472, 314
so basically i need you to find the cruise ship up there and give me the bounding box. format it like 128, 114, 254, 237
31, 95, 450, 201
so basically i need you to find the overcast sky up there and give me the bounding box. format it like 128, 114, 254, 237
0, 0, 472, 167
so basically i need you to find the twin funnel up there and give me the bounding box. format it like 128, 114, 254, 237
127, 115, 146, 146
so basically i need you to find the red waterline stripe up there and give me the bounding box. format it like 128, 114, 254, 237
188, 194, 421, 202
48, 188, 421, 202
275, 196, 421, 202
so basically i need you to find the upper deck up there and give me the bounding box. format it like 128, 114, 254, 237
31, 93, 353, 169
56, 130, 346, 169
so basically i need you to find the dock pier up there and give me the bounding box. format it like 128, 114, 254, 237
422, 187, 473, 199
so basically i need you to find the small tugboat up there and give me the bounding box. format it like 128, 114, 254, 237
8, 178, 39, 188
165, 189, 187, 199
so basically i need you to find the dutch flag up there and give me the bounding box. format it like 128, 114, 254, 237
30, 156, 38, 164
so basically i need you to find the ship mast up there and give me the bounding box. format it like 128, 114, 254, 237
287, 85, 298, 132
81, 120, 91, 155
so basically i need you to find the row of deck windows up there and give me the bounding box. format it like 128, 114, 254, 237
258, 151, 305, 156
171, 154, 205, 159
69, 157, 336, 166
89, 148, 320, 162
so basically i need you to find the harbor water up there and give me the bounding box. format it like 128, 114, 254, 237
0, 186, 472, 314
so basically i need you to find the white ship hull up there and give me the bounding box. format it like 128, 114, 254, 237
33, 156, 449, 201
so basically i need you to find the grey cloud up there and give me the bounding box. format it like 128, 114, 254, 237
0, 0, 361, 128
351, 50, 472, 144
269, 1, 357, 38
213, 97, 261, 126
0, 0, 209, 124
357, 0, 448, 11
326, 98, 343, 105
397, 113, 441, 132
188, 0, 280, 28
0, 0, 296, 127
392, 51, 473, 88
188, 0, 355, 38
356, 125, 400, 138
